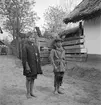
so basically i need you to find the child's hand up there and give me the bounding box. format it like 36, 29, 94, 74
26, 62, 30, 71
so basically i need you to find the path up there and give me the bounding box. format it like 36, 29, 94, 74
0, 55, 101, 105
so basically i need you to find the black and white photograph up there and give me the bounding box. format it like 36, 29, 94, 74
0, 0, 101, 105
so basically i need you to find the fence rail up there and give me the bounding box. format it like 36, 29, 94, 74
63, 39, 84, 46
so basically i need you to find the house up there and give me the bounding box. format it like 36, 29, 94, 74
63, 0, 101, 61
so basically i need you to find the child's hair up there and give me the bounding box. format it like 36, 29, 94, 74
55, 39, 62, 43
52, 38, 62, 49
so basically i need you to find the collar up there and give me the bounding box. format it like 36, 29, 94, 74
56, 46, 64, 52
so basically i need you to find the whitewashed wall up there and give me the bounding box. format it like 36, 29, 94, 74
84, 16, 101, 55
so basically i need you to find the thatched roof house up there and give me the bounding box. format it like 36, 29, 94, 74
63, 0, 101, 60
63, 0, 101, 24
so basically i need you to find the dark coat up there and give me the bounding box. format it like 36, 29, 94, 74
22, 41, 42, 77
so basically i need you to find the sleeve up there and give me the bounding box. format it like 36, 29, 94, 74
63, 50, 67, 64
22, 45, 27, 70
50, 49, 56, 67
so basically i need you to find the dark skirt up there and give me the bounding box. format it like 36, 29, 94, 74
23, 69, 37, 78
54, 72, 64, 87
26, 74, 37, 80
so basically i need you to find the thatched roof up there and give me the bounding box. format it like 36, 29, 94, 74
63, 0, 101, 24
59, 27, 79, 38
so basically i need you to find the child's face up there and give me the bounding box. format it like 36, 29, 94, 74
56, 41, 62, 48
28, 38, 35, 43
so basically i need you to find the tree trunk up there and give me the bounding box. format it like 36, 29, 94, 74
16, 37, 19, 58
18, 37, 22, 59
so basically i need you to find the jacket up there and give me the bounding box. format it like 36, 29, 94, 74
22, 41, 42, 77
50, 47, 66, 72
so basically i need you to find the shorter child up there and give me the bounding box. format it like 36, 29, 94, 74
50, 38, 66, 94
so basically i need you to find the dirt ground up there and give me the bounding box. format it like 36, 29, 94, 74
0, 55, 101, 105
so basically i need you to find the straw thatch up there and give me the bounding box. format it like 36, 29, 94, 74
63, 0, 101, 24
59, 27, 79, 38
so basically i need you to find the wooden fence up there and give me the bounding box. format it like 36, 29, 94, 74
39, 35, 88, 64
37, 38, 51, 65
40, 50, 50, 65
62, 36, 87, 61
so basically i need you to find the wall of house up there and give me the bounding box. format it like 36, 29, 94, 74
84, 16, 101, 55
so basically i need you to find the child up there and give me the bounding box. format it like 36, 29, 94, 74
22, 38, 42, 98
50, 38, 66, 94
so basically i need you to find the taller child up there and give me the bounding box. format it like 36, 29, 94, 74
22, 38, 42, 98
